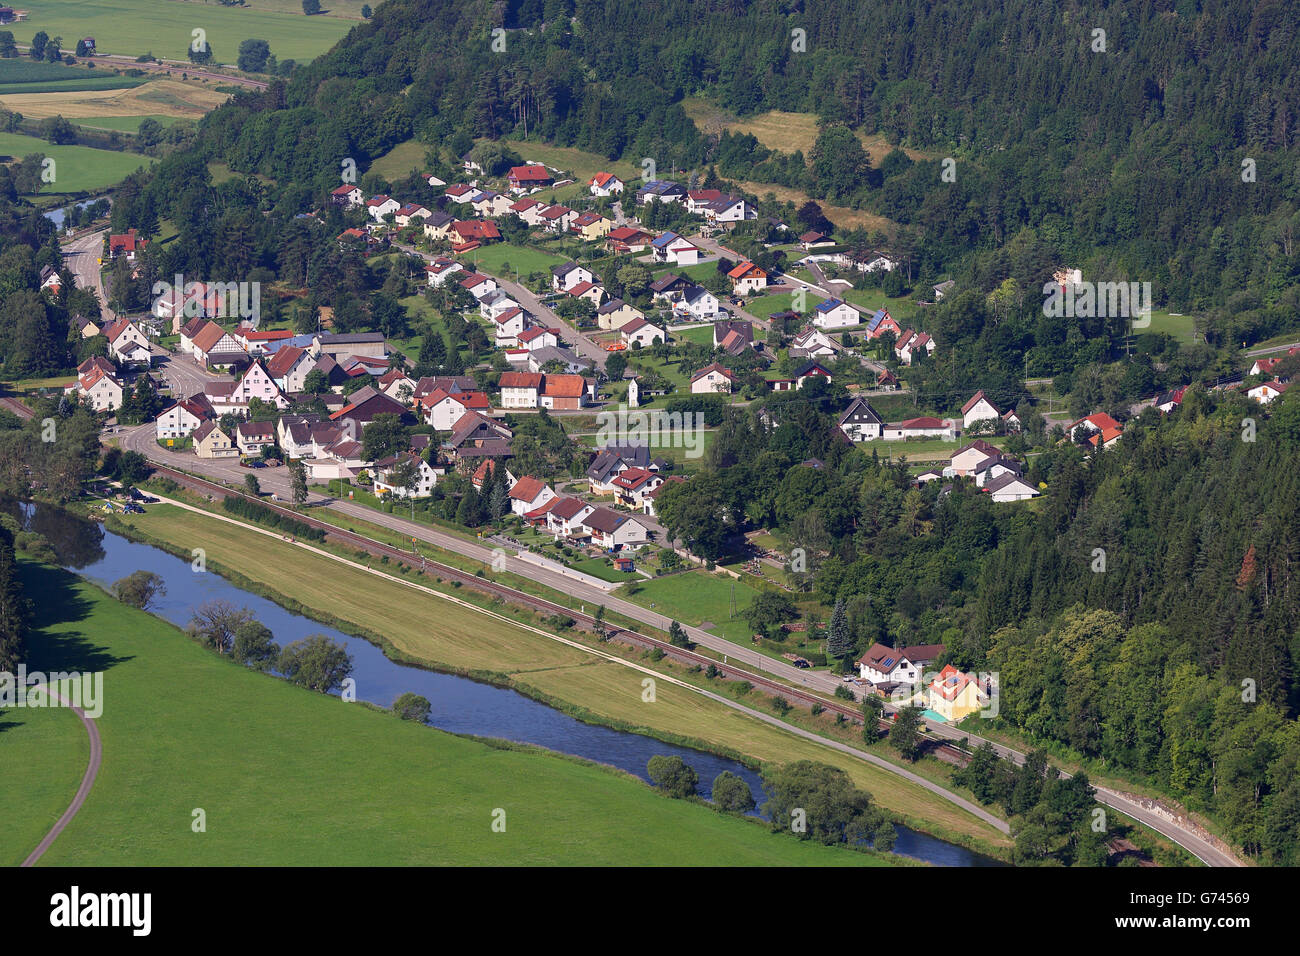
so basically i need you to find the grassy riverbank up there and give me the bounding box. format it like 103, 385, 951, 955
102, 502, 1012, 854
2, 559, 893, 866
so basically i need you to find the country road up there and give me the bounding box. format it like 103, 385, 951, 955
60, 229, 115, 325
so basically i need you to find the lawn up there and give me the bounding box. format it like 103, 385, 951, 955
5, 561, 883, 866
457, 242, 569, 278
22, 0, 354, 62
73, 113, 187, 133
673, 324, 716, 346
618, 569, 760, 642
112, 504, 1009, 846
0, 131, 154, 194
1135, 310, 1197, 344
0, 692, 87, 864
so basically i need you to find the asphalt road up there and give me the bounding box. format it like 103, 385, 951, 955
61, 230, 115, 325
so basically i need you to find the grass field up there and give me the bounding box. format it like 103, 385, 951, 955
72, 113, 186, 133
22, 0, 355, 62
110, 504, 1010, 847
458, 242, 569, 277
367, 139, 430, 181
3, 78, 231, 123
502, 139, 640, 184
1136, 310, 1197, 344
0, 131, 154, 193
680, 99, 933, 167
618, 570, 761, 646
3, 561, 884, 866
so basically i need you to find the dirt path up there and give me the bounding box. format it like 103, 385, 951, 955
22, 689, 104, 867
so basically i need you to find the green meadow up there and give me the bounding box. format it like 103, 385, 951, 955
0, 131, 154, 193
1, 561, 884, 866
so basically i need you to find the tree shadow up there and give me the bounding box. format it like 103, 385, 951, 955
15, 562, 132, 676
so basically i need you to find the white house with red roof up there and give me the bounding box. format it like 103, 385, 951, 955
582, 507, 649, 550
445, 183, 480, 204
539, 205, 578, 233
331, 184, 363, 207
507, 476, 557, 516
394, 203, 432, 227
373, 452, 444, 499
588, 172, 624, 196
857, 642, 946, 688
492, 307, 530, 348
426, 257, 464, 287
108, 229, 147, 262
459, 273, 498, 299
71, 365, 124, 412
691, 363, 735, 394
610, 467, 664, 510
366, 195, 400, 221
1066, 412, 1123, 448
265, 345, 316, 393
545, 497, 597, 538
517, 326, 558, 351
950, 439, 1006, 476
1247, 380, 1290, 405
499, 371, 544, 409
895, 329, 935, 365
961, 390, 1002, 430
156, 396, 212, 441
620, 317, 665, 348
727, 261, 768, 294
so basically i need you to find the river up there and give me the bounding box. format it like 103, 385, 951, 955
9, 500, 1003, 866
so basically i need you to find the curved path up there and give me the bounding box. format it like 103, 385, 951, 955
22, 689, 103, 867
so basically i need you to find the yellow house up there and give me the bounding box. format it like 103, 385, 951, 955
927, 665, 985, 721
596, 298, 645, 331
193, 422, 239, 459
573, 212, 613, 242
422, 212, 457, 242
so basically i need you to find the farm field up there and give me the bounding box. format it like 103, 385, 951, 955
0, 131, 154, 193
5, 561, 881, 866
20, 0, 355, 63
72, 113, 186, 133
112, 505, 1009, 847
680, 99, 934, 167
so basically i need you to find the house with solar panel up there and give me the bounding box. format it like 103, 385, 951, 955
856, 642, 946, 693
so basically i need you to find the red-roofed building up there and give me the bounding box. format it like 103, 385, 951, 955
507, 164, 553, 192
588, 172, 624, 196
726, 261, 768, 295
507, 476, 557, 516
108, 229, 147, 261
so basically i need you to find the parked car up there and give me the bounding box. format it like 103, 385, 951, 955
793, 659, 810, 669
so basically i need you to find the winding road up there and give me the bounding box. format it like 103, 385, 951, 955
21, 688, 103, 867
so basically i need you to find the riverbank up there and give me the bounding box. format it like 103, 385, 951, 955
96, 499, 1013, 859
3, 557, 896, 867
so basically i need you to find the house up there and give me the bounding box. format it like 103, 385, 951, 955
714, 319, 754, 353
540, 374, 589, 410
1001, 408, 1022, 432
793, 360, 832, 389
426, 257, 464, 287
412, 375, 477, 403
229, 359, 288, 409
842, 250, 897, 273
636, 180, 688, 204
461, 154, 484, 174
857, 642, 945, 688
314, 332, 389, 360
509, 197, 550, 226
789, 327, 839, 360
642, 475, 686, 517
691, 363, 735, 394
366, 195, 401, 221
727, 261, 768, 294
567, 280, 606, 307
1154, 386, 1187, 414
864, 308, 902, 340
330, 386, 410, 428
588, 172, 624, 196
1249, 351, 1297, 376
799, 231, 835, 251
426, 173, 447, 188
973, 456, 1024, 488
649, 273, 693, 301
703, 195, 754, 223
394, 203, 433, 227
459, 273, 498, 299
420, 387, 491, 430
1066, 412, 1124, 447
499, 371, 544, 409
895, 330, 934, 365
507, 476, 557, 516
876, 369, 899, 391
468, 190, 512, 218
812, 298, 861, 330
449, 220, 501, 247
571, 211, 613, 241
606, 226, 653, 254
39, 265, 61, 294
491, 307, 530, 347
156, 397, 211, 441
507, 164, 553, 192
582, 508, 649, 550
102, 318, 152, 365
984, 473, 1040, 503
545, 497, 597, 538
933, 280, 955, 301
108, 229, 147, 262
928, 665, 987, 721
650, 231, 701, 265
880, 417, 956, 441
526, 346, 592, 376
479, 289, 522, 320
235, 420, 277, 455
73, 315, 100, 340
538, 205, 578, 233
587, 444, 653, 494
951, 439, 1005, 477
265, 345, 317, 393
961, 390, 1003, 430
373, 453, 444, 499
1248, 380, 1290, 405
422, 211, 458, 241
445, 183, 480, 204
517, 326, 559, 351
232, 327, 294, 356
193, 422, 239, 459
610, 467, 664, 510
620, 317, 666, 348
596, 298, 645, 331
686, 190, 726, 215
72, 366, 124, 413
552, 262, 596, 293
302, 434, 370, 482
444, 411, 514, 468
675, 285, 720, 321
837, 397, 884, 442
